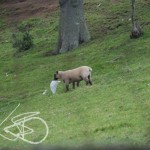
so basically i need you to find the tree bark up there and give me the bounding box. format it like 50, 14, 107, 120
130, 0, 143, 38
56, 0, 90, 54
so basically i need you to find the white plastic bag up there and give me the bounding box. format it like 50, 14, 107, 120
50, 80, 60, 94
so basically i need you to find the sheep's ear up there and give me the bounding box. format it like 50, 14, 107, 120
56, 71, 58, 74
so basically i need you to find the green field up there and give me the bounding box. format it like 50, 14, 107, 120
0, 0, 150, 148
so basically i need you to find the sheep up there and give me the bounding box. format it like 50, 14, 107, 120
54, 66, 92, 92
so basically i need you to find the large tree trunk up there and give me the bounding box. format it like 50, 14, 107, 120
130, 0, 143, 38
56, 0, 90, 54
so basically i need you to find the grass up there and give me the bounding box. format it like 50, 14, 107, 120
0, 0, 150, 148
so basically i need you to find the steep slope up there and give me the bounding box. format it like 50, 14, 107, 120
0, 0, 150, 148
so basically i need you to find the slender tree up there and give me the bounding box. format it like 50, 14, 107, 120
130, 0, 143, 38
54, 0, 90, 54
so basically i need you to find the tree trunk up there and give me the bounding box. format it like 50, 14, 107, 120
56, 0, 90, 54
130, 0, 143, 38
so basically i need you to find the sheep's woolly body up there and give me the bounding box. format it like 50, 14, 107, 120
58, 66, 92, 84
54, 66, 92, 92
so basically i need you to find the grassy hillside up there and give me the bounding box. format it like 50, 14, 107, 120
0, 0, 150, 148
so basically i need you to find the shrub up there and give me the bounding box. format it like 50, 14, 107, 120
12, 24, 33, 52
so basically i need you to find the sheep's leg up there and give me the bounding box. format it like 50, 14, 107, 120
89, 80, 92, 85
83, 77, 89, 85
72, 82, 75, 89
88, 75, 92, 85
64, 79, 70, 92
66, 84, 69, 92
83, 76, 92, 86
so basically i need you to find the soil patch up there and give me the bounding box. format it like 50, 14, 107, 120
0, 0, 59, 24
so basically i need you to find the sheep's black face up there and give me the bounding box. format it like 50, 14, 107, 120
54, 71, 58, 80
54, 73, 58, 80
